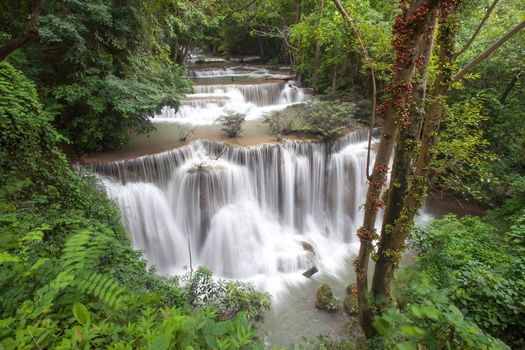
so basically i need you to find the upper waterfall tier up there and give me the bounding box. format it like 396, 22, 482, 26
95, 129, 373, 280
153, 64, 309, 125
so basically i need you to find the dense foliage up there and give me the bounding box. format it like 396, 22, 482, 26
0, 62, 270, 349
2, 0, 525, 348
1, 0, 196, 153
372, 214, 525, 349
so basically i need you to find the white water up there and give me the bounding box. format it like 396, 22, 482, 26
94, 130, 372, 293
154, 65, 308, 125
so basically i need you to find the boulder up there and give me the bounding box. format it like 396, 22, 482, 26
301, 241, 316, 256
343, 284, 359, 316
315, 283, 339, 312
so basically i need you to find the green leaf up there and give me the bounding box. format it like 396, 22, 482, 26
72, 302, 91, 326
149, 334, 171, 350
400, 325, 426, 336
397, 341, 418, 350
212, 321, 230, 336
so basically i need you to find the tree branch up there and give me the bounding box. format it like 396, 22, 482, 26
0, 0, 45, 61
453, 19, 525, 81
453, 0, 499, 58
500, 70, 522, 103
224, 0, 258, 18
331, 0, 377, 180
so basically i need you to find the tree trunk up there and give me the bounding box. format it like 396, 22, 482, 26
295, 0, 302, 23
499, 70, 521, 103
371, 10, 438, 309
0, 0, 45, 61
313, 0, 325, 84
354, 0, 442, 337
374, 6, 458, 299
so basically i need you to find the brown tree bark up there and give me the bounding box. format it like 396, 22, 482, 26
352, 0, 442, 337
376, 6, 458, 299
295, 0, 302, 23
331, 0, 377, 180
0, 0, 45, 61
371, 10, 438, 309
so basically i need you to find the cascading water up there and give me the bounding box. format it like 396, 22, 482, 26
154, 65, 309, 125
90, 59, 380, 345
89, 59, 454, 346
94, 129, 372, 288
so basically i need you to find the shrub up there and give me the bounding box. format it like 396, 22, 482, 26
373, 285, 510, 350
178, 126, 195, 142
263, 110, 296, 139
392, 215, 525, 347
297, 100, 358, 143
216, 110, 246, 137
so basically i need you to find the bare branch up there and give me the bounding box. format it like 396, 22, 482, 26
454, 0, 499, 58
453, 19, 525, 81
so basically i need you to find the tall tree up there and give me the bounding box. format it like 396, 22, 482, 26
354, 0, 525, 338
352, 0, 443, 337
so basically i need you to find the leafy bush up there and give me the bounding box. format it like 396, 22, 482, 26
263, 110, 297, 139
297, 100, 358, 143
432, 98, 495, 200
0, 64, 268, 349
392, 215, 525, 347
216, 110, 246, 137
182, 267, 271, 321
373, 285, 510, 350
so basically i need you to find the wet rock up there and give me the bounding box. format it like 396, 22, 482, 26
302, 241, 316, 256
315, 283, 339, 312
302, 266, 318, 278
343, 295, 359, 316
344, 284, 359, 316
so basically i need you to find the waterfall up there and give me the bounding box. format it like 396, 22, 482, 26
94, 129, 372, 280
154, 65, 308, 125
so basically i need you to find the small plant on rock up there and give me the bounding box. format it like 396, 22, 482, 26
178, 126, 195, 142
315, 283, 340, 312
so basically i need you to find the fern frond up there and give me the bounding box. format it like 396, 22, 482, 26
75, 272, 126, 308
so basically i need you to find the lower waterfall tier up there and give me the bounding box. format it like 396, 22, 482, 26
95, 129, 374, 287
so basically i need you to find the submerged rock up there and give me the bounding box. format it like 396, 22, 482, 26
302, 266, 318, 278
315, 283, 339, 312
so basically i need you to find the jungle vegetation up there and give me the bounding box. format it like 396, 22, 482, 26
1, 0, 524, 349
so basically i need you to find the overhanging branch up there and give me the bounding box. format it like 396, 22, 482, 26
453, 19, 525, 81
453, 0, 499, 58
0, 0, 45, 61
